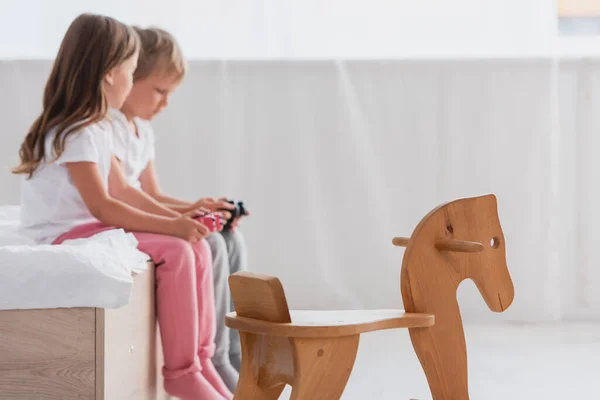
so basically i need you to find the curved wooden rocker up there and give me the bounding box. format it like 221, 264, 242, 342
225, 194, 514, 399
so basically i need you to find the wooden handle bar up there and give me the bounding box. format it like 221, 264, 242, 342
393, 237, 484, 253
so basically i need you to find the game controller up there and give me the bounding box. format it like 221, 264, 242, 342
195, 213, 223, 232
220, 200, 249, 231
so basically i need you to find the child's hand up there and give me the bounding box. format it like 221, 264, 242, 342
186, 207, 211, 216
219, 197, 250, 232
169, 212, 210, 242
228, 213, 250, 232
195, 197, 235, 219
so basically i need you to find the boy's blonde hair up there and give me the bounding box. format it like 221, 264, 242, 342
133, 27, 186, 82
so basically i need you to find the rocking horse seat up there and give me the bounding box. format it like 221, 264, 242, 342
225, 272, 437, 399
225, 309, 434, 338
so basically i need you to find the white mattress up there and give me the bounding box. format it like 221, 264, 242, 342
0, 206, 149, 310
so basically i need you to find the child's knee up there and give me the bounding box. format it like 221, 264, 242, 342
160, 238, 196, 271
205, 232, 228, 261
222, 230, 246, 251
190, 238, 213, 268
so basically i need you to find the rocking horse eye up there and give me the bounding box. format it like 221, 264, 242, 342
490, 237, 500, 249
446, 224, 453, 233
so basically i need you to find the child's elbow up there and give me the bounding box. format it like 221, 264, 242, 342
87, 199, 113, 224
141, 183, 159, 199
108, 181, 130, 201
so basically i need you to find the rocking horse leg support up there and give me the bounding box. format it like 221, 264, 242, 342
289, 335, 360, 400
234, 332, 288, 400
228, 272, 293, 399
235, 331, 360, 400
408, 323, 469, 400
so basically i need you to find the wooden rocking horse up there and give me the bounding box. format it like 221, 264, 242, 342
225, 194, 514, 399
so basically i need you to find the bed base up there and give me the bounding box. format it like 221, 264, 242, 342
0, 265, 166, 399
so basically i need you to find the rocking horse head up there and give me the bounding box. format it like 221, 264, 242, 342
394, 194, 514, 399
395, 194, 514, 313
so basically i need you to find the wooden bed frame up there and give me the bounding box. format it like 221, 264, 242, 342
0, 263, 167, 400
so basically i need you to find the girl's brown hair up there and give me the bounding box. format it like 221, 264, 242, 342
13, 13, 139, 177
132, 27, 186, 82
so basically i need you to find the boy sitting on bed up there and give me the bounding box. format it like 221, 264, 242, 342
108, 27, 247, 392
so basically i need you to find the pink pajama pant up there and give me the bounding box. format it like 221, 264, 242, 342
54, 222, 217, 381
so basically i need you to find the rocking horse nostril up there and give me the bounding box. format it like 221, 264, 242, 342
446, 224, 453, 233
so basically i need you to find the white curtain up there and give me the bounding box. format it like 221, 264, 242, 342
0, 59, 598, 322
558, 60, 600, 320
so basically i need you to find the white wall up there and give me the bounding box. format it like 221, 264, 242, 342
0, 0, 567, 59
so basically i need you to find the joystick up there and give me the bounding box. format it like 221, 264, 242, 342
220, 200, 249, 231
195, 213, 223, 233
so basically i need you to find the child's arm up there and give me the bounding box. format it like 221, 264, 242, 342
139, 160, 234, 214
109, 156, 181, 218
67, 161, 209, 241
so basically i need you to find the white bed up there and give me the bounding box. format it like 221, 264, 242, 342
0, 206, 165, 400
0, 205, 148, 311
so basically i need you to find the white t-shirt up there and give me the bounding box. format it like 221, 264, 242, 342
109, 109, 155, 189
20, 120, 113, 244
